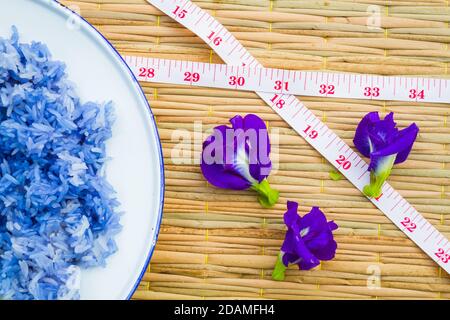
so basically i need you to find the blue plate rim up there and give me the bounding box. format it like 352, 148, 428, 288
52, 0, 165, 300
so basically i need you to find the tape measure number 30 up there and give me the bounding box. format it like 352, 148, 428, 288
136, 0, 450, 273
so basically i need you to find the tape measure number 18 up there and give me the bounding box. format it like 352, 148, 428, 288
140, 0, 450, 273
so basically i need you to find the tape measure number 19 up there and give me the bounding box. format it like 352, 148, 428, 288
141, 0, 450, 273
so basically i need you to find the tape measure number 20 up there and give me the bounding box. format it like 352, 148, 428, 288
131, 0, 450, 273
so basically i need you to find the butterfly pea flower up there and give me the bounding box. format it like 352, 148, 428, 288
201, 114, 279, 208
272, 201, 338, 281
353, 112, 419, 198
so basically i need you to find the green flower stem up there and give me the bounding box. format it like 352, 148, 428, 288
251, 179, 279, 208
363, 155, 396, 198
329, 170, 344, 181
271, 252, 287, 281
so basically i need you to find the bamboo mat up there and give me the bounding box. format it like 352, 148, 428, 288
60, 0, 450, 299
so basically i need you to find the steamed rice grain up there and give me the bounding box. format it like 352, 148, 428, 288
0, 27, 121, 300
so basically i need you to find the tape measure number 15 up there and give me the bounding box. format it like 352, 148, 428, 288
140, 0, 450, 273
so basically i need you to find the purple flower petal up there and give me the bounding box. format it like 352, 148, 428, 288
353, 112, 419, 198
200, 162, 251, 190
298, 207, 328, 241
298, 255, 321, 270
200, 114, 278, 207
328, 221, 339, 231
299, 207, 337, 261
201, 125, 250, 190
281, 252, 298, 267
353, 112, 380, 157
281, 230, 302, 259
241, 114, 272, 182
281, 230, 320, 270
276, 202, 338, 273
370, 113, 398, 144
283, 201, 300, 231
369, 122, 419, 171
309, 238, 337, 261
392, 123, 419, 164
201, 114, 272, 187
353, 112, 419, 171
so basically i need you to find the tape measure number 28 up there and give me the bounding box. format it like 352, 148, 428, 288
128, 0, 450, 273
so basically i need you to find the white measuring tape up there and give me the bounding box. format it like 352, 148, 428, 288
126, 57, 450, 104
135, 0, 449, 273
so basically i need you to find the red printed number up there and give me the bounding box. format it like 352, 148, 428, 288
270, 94, 285, 109
435, 248, 450, 264
207, 31, 223, 46
172, 6, 187, 18
409, 89, 425, 100
184, 72, 200, 83
138, 67, 155, 78
364, 87, 380, 97
319, 84, 335, 95
400, 217, 416, 233
336, 155, 351, 170
274, 81, 289, 92
303, 125, 318, 139
229, 76, 245, 87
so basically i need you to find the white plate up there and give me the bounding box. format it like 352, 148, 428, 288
0, 0, 164, 299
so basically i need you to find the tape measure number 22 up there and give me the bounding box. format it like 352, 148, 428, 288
130, 0, 450, 273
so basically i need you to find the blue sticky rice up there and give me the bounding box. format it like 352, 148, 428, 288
0, 27, 121, 300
